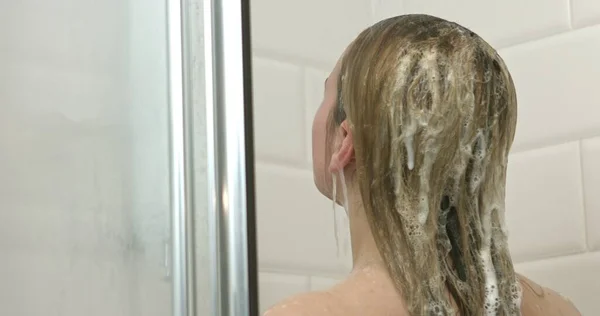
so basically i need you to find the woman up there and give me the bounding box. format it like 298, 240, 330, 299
266, 15, 581, 316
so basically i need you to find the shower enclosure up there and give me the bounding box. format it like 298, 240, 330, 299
0, 0, 257, 315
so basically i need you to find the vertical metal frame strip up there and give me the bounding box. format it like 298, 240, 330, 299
205, 0, 258, 314
167, 0, 197, 315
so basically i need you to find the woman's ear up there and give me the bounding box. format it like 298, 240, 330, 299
329, 121, 354, 173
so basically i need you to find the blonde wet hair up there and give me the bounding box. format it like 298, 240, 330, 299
328, 14, 520, 315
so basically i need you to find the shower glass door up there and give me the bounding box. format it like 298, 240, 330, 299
0, 0, 257, 315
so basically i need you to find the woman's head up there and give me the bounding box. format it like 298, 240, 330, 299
312, 14, 519, 315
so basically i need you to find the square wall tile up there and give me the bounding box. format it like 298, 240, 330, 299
505, 142, 586, 262
500, 26, 600, 151
251, 0, 372, 65
253, 58, 306, 166
571, 0, 600, 28
515, 252, 600, 316
259, 272, 310, 313
401, 0, 569, 48
256, 163, 352, 274
581, 137, 600, 250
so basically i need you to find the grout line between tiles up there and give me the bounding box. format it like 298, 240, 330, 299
253, 49, 332, 72
302, 68, 314, 166
252, 26, 599, 78
254, 18, 600, 71
567, 0, 574, 29
510, 132, 600, 155
260, 250, 600, 280
259, 264, 349, 280
259, 252, 600, 283
496, 23, 600, 51
255, 160, 311, 173
577, 140, 590, 250
514, 249, 600, 267
300, 68, 309, 167
369, 0, 378, 24
513, 247, 588, 265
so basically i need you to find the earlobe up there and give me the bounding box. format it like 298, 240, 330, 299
328, 121, 354, 173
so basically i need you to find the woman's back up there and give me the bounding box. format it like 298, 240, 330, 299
265, 268, 581, 316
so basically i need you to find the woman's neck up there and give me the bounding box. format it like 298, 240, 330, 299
342, 186, 386, 272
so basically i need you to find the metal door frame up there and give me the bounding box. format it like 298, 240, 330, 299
166, 0, 258, 315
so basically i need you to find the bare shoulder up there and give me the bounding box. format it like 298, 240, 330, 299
263, 291, 347, 316
517, 274, 581, 316
262, 269, 408, 316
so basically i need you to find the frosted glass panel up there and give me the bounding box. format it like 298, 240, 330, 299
0, 1, 191, 315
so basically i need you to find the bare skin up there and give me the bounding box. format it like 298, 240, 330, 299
264, 268, 580, 316
265, 52, 581, 316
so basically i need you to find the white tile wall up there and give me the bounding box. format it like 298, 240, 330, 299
505, 142, 586, 262
251, 0, 372, 65
252, 0, 600, 314
500, 26, 600, 152
253, 58, 306, 166
255, 163, 352, 274
401, 0, 571, 48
